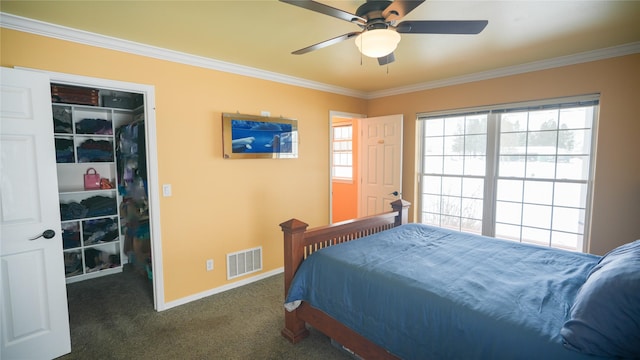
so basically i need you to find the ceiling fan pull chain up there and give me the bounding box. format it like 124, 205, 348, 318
360, 36, 363, 65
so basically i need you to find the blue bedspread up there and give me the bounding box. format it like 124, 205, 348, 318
285, 223, 603, 359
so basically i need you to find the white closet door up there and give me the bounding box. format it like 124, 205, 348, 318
0, 67, 71, 359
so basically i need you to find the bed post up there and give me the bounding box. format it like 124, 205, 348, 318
391, 199, 411, 226
279, 218, 310, 343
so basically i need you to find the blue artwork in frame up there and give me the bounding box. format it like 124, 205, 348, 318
222, 113, 298, 159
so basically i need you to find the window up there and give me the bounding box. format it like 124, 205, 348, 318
332, 124, 353, 181
418, 95, 599, 252
421, 113, 489, 235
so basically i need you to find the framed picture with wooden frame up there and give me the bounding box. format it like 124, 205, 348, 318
222, 113, 298, 159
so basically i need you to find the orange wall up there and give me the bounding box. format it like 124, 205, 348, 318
332, 120, 359, 223
1, 28, 367, 303
368, 54, 640, 255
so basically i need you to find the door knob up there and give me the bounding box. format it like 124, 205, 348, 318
390, 191, 399, 196
29, 229, 56, 241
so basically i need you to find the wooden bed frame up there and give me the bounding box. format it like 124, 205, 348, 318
279, 199, 411, 360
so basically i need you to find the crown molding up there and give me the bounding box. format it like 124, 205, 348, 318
0, 12, 367, 99
2, 12, 638, 100
365, 41, 640, 99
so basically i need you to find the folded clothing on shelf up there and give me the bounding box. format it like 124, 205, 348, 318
75, 118, 113, 135
55, 138, 74, 163
60, 195, 117, 221
52, 106, 72, 133
77, 139, 113, 162
83, 217, 119, 245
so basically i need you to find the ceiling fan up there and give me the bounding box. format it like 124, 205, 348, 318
280, 0, 488, 65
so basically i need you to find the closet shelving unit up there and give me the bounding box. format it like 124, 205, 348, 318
53, 86, 143, 283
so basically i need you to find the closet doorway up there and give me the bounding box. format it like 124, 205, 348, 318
31, 68, 164, 310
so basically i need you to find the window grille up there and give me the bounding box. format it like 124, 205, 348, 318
332, 124, 353, 181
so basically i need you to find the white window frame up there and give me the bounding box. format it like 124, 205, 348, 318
417, 95, 599, 252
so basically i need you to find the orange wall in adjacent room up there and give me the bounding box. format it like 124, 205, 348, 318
332, 119, 359, 223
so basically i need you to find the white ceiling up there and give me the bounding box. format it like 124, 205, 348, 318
2, 1, 639, 95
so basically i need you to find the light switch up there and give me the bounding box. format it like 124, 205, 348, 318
162, 184, 172, 197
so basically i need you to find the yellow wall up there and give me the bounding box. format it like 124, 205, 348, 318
1, 28, 367, 302
368, 54, 640, 255
2, 28, 639, 304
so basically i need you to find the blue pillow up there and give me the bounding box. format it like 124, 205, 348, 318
561, 239, 640, 358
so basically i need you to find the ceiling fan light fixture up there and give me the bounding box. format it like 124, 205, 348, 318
355, 29, 401, 58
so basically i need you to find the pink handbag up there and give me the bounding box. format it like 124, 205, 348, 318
84, 168, 101, 190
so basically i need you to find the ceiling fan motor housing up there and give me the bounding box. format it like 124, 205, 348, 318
356, 0, 394, 28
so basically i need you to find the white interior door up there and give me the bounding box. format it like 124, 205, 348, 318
0, 67, 71, 359
359, 114, 403, 216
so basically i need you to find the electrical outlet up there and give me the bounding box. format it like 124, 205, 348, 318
206, 259, 214, 271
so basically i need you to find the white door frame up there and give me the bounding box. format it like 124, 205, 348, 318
18, 67, 166, 311
329, 111, 365, 223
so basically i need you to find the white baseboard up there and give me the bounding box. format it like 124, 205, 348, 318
159, 267, 284, 311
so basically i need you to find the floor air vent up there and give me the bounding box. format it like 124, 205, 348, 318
227, 247, 262, 280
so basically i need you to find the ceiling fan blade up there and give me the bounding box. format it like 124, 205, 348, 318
378, 53, 396, 66
279, 0, 366, 24
292, 32, 361, 55
383, 0, 426, 22
396, 20, 488, 34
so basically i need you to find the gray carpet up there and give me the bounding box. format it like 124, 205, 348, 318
58, 265, 352, 359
